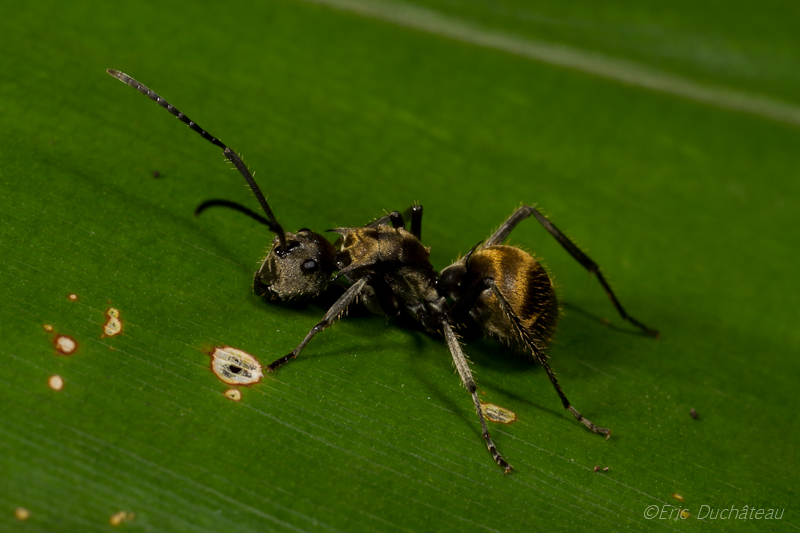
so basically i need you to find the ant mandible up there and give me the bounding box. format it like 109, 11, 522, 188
107, 69, 659, 472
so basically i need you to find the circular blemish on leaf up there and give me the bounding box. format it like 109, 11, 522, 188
15, 508, 30, 521
224, 389, 242, 401
54, 335, 77, 355
48, 375, 64, 391
210, 346, 263, 385
480, 402, 517, 424
43, 324, 54, 332
68, 293, 78, 301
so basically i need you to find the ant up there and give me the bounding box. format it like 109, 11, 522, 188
107, 69, 659, 472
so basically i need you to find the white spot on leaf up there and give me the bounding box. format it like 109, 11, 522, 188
54, 336, 77, 355
103, 308, 123, 337
48, 375, 64, 391
224, 389, 242, 401
210, 346, 263, 385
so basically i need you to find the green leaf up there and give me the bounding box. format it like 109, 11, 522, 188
1, 0, 797, 531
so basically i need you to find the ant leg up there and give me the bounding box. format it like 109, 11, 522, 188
481, 277, 611, 438
441, 318, 512, 473
486, 206, 658, 337
368, 205, 422, 240
267, 277, 369, 372
404, 205, 423, 240
368, 211, 405, 228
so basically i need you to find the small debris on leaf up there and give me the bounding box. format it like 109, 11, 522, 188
603, 467, 609, 473
672, 493, 684, 502
480, 402, 517, 424
110, 511, 134, 526
152, 170, 160, 178
690, 408, 699, 419
593, 465, 601, 472
54, 335, 77, 355
48, 375, 64, 391
43, 324, 54, 332
680, 509, 690, 519
68, 293, 78, 301
15, 507, 30, 521
224, 389, 242, 401
209, 346, 263, 385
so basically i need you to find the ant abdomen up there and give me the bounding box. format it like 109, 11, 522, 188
442, 245, 558, 355
468, 246, 559, 353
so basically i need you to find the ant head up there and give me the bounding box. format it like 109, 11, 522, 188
254, 229, 338, 300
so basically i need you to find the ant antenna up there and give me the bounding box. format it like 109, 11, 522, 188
106, 69, 287, 250
195, 199, 272, 227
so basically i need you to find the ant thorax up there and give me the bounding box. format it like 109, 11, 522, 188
331, 226, 446, 325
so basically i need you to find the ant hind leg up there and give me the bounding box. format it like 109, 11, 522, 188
482, 277, 611, 438
486, 206, 659, 337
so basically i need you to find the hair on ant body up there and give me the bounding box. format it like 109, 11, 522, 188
107, 69, 658, 472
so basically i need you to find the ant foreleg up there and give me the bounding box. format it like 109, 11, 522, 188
267, 277, 369, 372
442, 319, 513, 473
481, 277, 611, 439
486, 206, 659, 338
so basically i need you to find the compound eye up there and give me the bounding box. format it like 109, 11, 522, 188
300, 259, 319, 274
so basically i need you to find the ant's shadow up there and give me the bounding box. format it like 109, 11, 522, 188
560, 301, 651, 338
